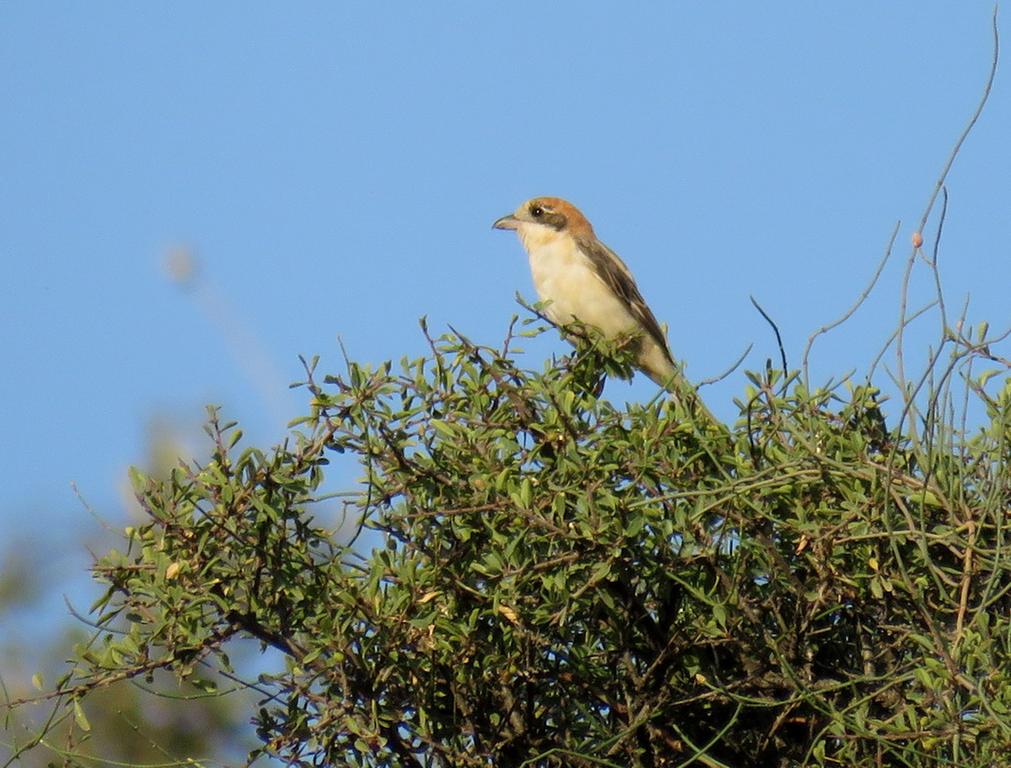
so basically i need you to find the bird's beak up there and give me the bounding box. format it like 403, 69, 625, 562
492, 214, 519, 230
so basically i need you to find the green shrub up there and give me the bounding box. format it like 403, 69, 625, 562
12, 312, 1009, 767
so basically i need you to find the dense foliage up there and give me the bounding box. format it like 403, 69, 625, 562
8, 314, 1010, 767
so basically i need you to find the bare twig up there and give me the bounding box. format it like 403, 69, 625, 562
749, 296, 788, 382
698, 342, 754, 387
803, 221, 900, 387
928, 186, 950, 333
915, 6, 1000, 239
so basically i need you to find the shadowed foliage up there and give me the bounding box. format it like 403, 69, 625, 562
5, 312, 1010, 767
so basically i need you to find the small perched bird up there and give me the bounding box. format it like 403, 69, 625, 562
493, 196, 678, 388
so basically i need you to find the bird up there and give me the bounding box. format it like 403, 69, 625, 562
492, 196, 679, 389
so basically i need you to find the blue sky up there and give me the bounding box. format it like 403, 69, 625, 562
1, 5, 1007, 626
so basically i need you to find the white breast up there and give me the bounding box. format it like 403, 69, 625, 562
518, 224, 638, 339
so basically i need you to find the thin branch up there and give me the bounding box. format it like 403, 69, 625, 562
915, 5, 1000, 238
867, 301, 938, 383
749, 296, 788, 381
698, 342, 754, 387
928, 186, 950, 334
803, 221, 900, 386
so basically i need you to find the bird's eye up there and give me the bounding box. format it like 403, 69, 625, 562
531, 206, 544, 218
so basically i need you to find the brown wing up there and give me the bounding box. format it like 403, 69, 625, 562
577, 235, 675, 365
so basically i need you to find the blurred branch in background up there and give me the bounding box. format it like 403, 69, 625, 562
1, 244, 309, 766
164, 245, 289, 431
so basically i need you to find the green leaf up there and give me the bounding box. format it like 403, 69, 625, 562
73, 699, 91, 732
